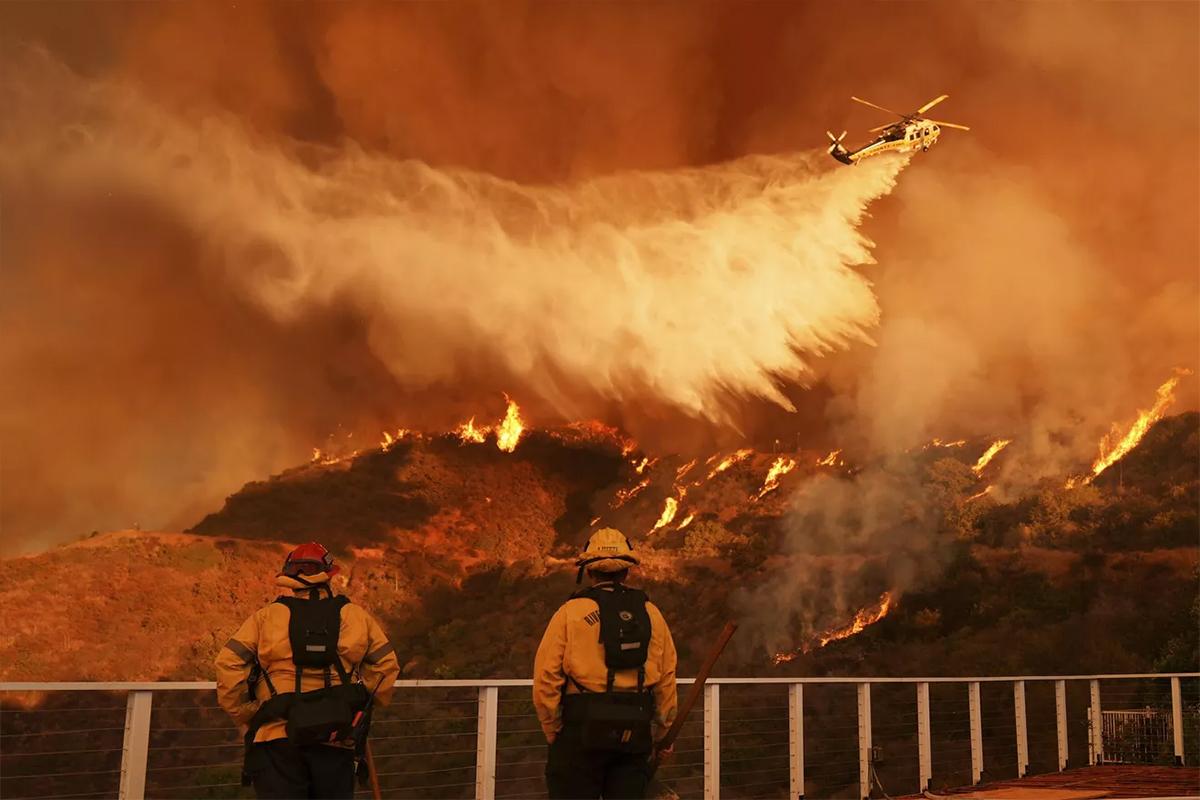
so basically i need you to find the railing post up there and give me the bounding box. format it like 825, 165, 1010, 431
968, 681, 983, 785
1014, 680, 1028, 778
1055, 679, 1068, 770
704, 683, 720, 800
1088, 679, 1102, 766
118, 690, 153, 800
475, 685, 498, 800
1171, 677, 1184, 766
857, 682, 872, 800
788, 684, 805, 799
917, 682, 932, 792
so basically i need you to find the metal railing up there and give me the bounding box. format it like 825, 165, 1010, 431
2, 673, 1197, 800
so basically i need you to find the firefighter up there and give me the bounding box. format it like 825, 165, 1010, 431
533, 528, 678, 800
215, 542, 400, 799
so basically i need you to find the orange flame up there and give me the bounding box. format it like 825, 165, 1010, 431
495, 396, 524, 453
674, 459, 698, 481
771, 591, 895, 665
972, 439, 1010, 475
754, 456, 797, 500
925, 438, 966, 449
651, 495, 680, 533
677, 513, 695, 530
612, 479, 650, 508
456, 416, 488, 444
311, 448, 322, 462
966, 485, 993, 502
634, 456, 653, 474
706, 449, 753, 479
1086, 374, 1185, 482
816, 449, 844, 467
818, 591, 894, 647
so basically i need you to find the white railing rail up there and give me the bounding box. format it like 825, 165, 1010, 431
2, 672, 1196, 800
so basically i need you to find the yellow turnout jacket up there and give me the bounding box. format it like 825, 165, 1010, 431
533, 581, 678, 740
215, 572, 400, 743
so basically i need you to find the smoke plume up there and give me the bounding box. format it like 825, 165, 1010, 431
0, 1, 1196, 558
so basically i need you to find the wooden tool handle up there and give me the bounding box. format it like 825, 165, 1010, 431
653, 621, 738, 766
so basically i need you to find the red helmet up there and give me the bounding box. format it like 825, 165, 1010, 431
281, 542, 339, 577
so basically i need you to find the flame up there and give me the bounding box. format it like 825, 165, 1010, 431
634, 457, 652, 474
754, 456, 797, 500
816, 449, 844, 467
677, 513, 695, 530
612, 478, 650, 508
495, 396, 524, 453
972, 439, 1011, 475
456, 416, 488, 444
311, 448, 322, 463
674, 459, 697, 481
589, 516, 601, 526
771, 591, 895, 665
925, 438, 966, 449
818, 591, 894, 647
966, 485, 993, 502
1087, 374, 1185, 482
706, 449, 753, 479
651, 495, 680, 533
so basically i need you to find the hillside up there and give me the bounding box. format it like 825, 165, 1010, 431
0, 414, 1196, 682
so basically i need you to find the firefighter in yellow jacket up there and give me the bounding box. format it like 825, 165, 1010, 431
534, 528, 678, 799
216, 543, 400, 799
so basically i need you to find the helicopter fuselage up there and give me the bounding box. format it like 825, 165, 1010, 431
831, 120, 942, 165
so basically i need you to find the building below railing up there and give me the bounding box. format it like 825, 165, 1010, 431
1, 673, 1197, 800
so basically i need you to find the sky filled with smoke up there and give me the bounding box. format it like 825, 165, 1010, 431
1, 2, 1197, 554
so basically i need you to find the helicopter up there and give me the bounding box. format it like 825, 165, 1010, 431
826, 94, 969, 165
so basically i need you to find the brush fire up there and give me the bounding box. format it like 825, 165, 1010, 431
772, 591, 896, 665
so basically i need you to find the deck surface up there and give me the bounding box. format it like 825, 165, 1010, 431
907, 765, 1200, 799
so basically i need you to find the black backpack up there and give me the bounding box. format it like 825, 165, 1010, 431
563, 585, 656, 753
245, 590, 368, 748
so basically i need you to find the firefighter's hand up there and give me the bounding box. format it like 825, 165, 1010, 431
545, 731, 557, 745
654, 742, 674, 763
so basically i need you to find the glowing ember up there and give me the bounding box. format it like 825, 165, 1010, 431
456, 416, 488, 444
589, 516, 601, 526
495, 396, 525, 453
972, 439, 1010, 475
754, 457, 797, 500
1086, 374, 1185, 483
815, 449, 844, 467
674, 459, 697, 481
651, 496, 680, 533
706, 449, 753, 479
612, 479, 650, 508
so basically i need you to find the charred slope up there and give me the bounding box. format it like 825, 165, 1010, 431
0, 415, 1195, 682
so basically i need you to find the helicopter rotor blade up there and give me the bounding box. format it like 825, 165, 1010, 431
851, 96, 905, 118
917, 94, 950, 114
927, 119, 970, 131
868, 122, 894, 133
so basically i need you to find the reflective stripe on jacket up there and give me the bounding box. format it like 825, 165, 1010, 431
532, 582, 678, 740
214, 572, 400, 743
